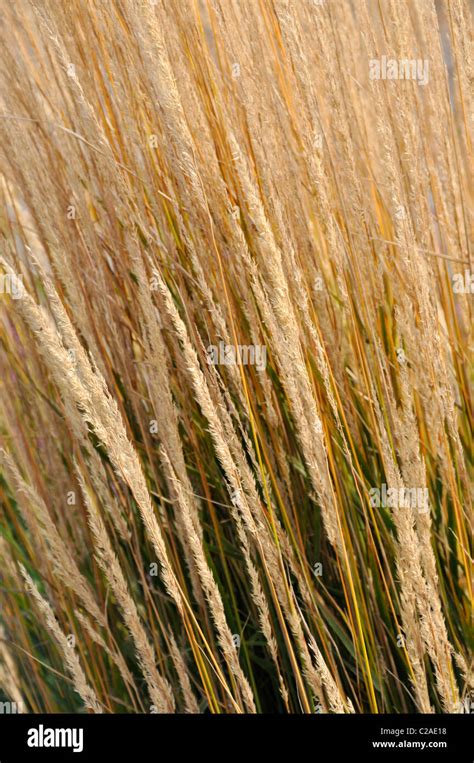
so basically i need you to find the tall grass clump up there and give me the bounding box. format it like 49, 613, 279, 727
0, 0, 471, 714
